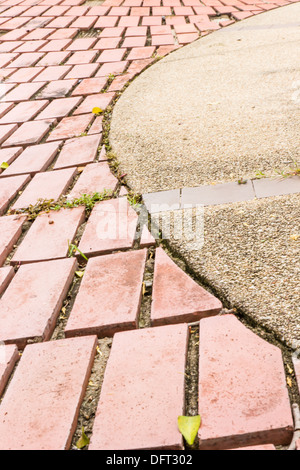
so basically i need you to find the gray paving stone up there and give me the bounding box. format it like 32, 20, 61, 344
253, 176, 300, 199
143, 189, 180, 213
181, 181, 255, 207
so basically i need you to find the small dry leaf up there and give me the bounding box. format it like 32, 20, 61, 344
287, 377, 293, 388
290, 234, 299, 241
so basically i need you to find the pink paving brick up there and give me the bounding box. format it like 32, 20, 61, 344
166, 16, 187, 25
14, 40, 48, 54
97, 48, 127, 63
36, 96, 82, 120
64, 63, 99, 79
0, 17, 33, 31
94, 16, 119, 28
193, 5, 216, 14
127, 46, 155, 60
131, 6, 150, 15
41, 5, 70, 15
4, 82, 46, 103
8, 52, 44, 68
174, 23, 198, 34
173, 6, 194, 14
3, 119, 55, 147
6, 66, 45, 83
0, 344, 19, 397
66, 249, 147, 338
108, 6, 130, 15
89, 323, 187, 450
0, 174, 31, 215
0, 141, 61, 177
78, 198, 139, 257
0, 69, 16, 81
37, 51, 71, 66
151, 248, 222, 325
33, 65, 72, 82
127, 58, 153, 76
12, 168, 76, 210
0, 103, 14, 120
140, 225, 156, 248
23, 16, 54, 30
40, 39, 73, 53
64, 5, 89, 15
198, 315, 294, 449
0, 215, 27, 265
0, 41, 24, 53
99, 27, 125, 38
0, 124, 18, 145
150, 25, 172, 35
124, 26, 147, 36
11, 207, 85, 265
0, 29, 28, 41
0, 258, 77, 348
46, 15, 76, 28
71, 77, 108, 96
66, 50, 98, 65
96, 61, 128, 77
71, 15, 97, 29
177, 32, 199, 44
94, 37, 122, 50
86, 5, 110, 15
0, 335, 97, 450
73, 92, 115, 115
69, 162, 118, 198
53, 134, 101, 169
66, 37, 98, 51
118, 15, 140, 27
0, 100, 49, 124
108, 72, 135, 91
142, 16, 162, 26
123, 36, 147, 48
46, 114, 93, 141
0, 265, 14, 293
0, 147, 23, 171
36, 79, 77, 98
152, 34, 175, 46
88, 116, 104, 135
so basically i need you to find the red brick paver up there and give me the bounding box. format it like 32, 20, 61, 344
0, 215, 27, 266
0, 344, 19, 397
89, 324, 188, 450
198, 315, 294, 449
0, 258, 77, 348
151, 247, 222, 325
0, 336, 97, 449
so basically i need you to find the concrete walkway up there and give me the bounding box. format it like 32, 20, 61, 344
0, 0, 299, 451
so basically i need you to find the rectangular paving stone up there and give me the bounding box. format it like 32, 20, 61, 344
0, 214, 27, 266
11, 207, 85, 265
46, 114, 93, 141
0, 147, 23, 173
35, 96, 82, 120
94, 37, 122, 50
0, 100, 49, 124
198, 315, 294, 449
3, 82, 47, 103
97, 48, 127, 63
0, 266, 15, 295
89, 324, 187, 450
53, 134, 102, 169
71, 15, 97, 29
14, 40, 48, 54
79, 198, 139, 257
23, 28, 56, 41
0, 124, 18, 145
8, 52, 44, 68
0, 344, 19, 397
71, 77, 108, 96
68, 162, 118, 199
37, 51, 71, 66
32, 65, 72, 82
47, 28, 78, 40
253, 176, 300, 199
66, 37, 98, 51
5, 67, 45, 84
3, 119, 55, 147
0, 258, 77, 348
66, 50, 98, 65
127, 46, 156, 60
181, 180, 255, 207
0, 174, 31, 215
72, 92, 115, 115
35, 79, 77, 99
66, 249, 147, 338
95, 61, 128, 77
0, 335, 97, 449
64, 63, 99, 80
87, 116, 103, 136
11, 167, 77, 210
0, 141, 61, 177
143, 188, 180, 213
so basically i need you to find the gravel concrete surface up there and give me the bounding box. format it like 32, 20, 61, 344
110, 3, 300, 194
157, 193, 300, 347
